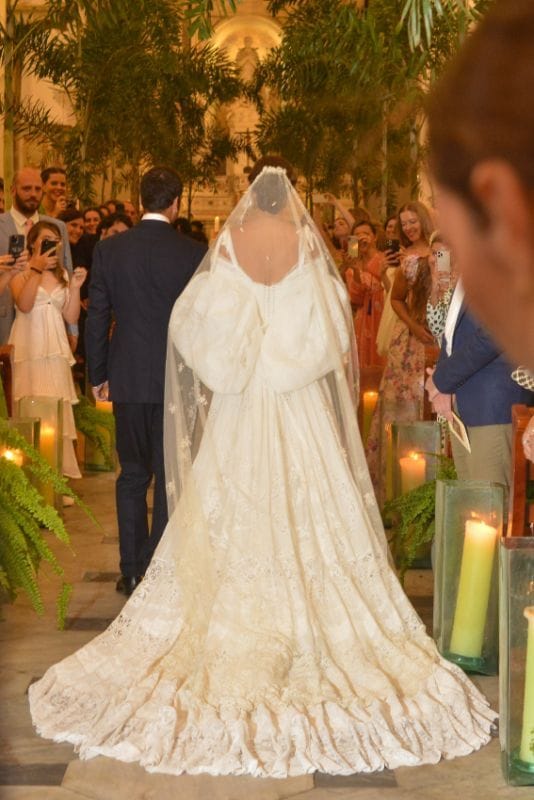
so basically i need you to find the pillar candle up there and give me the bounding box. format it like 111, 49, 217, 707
95, 400, 113, 414
362, 391, 378, 444
399, 451, 426, 494
449, 518, 498, 659
519, 606, 534, 764
213, 215, 220, 233
39, 424, 56, 507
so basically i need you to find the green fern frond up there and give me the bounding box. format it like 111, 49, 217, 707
73, 396, 115, 469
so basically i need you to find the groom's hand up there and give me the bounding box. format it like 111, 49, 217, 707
92, 381, 109, 401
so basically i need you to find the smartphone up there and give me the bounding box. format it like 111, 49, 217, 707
435, 249, 451, 273
8, 234, 25, 259
41, 238, 57, 254
347, 236, 359, 258
385, 238, 400, 253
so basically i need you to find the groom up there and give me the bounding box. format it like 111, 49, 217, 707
86, 167, 206, 596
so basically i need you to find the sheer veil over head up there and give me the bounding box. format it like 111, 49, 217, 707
164, 166, 388, 560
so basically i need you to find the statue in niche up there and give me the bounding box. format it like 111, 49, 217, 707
235, 36, 259, 83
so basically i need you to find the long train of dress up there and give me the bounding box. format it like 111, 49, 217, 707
29, 257, 495, 777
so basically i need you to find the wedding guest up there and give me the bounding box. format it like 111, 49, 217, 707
9, 221, 86, 483
425, 279, 533, 496
426, 231, 457, 345
97, 213, 132, 240
123, 200, 139, 225
344, 220, 385, 367
376, 214, 400, 356
41, 166, 68, 218
366, 201, 434, 502
0, 167, 73, 343
83, 207, 102, 236
427, 0, 534, 373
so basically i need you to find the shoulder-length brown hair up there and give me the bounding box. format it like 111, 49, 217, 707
27, 220, 67, 287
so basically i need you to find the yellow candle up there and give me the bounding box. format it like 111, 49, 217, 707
39, 424, 56, 507
399, 451, 426, 494
95, 400, 113, 414
450, 518, 498, 659
519, 606, 534, 764
1, 448, 23, 467
213, 215, 220, 233
362, 390, 378, 444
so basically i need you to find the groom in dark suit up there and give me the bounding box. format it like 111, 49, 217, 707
86, 167, 206, 595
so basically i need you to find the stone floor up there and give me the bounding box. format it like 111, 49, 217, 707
0, 471, 530, 799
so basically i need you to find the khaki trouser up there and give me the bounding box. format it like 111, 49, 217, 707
450, 422, 512, 511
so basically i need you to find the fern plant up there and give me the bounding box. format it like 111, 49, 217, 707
0, 418, 95, 627
73, 395, 115, 469
382, 453, 457, 581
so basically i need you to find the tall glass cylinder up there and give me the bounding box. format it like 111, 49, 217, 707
434, 479, 504, 675
391, 420, 442, 499
83, 399, 116, 472
500, 536, 534, 785
17, 397, 63, 509
1, 417, 40, 469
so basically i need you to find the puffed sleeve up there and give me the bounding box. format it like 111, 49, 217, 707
259, 275, 351, 393
169, 270, 262, 394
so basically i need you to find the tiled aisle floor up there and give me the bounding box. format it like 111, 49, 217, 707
0, 471, 530, 799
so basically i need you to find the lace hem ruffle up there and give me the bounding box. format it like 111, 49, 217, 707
29, 659, 496, 778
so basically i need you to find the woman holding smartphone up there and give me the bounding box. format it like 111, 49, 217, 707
8, 221, 87, 482
366, 201, 434, 502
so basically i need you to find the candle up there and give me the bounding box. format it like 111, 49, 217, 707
449, 518, 498, 659
95, 400, 113, 414
213, 215, 220, 234
362, 391, 378, 444
519, 606, 534, 764
39, 424, 56, 507
1, 448, 23, 467
399, 451, 426, 494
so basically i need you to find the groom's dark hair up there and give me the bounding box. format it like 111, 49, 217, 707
140, 166, 183, 212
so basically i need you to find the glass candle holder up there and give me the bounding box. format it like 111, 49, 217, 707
17, 396, 63, 509
434, 479, 504, 675
391, 420, 442, 499
84, 400, 116, 472
1, 417, 40, 469
500, 536, 534, 785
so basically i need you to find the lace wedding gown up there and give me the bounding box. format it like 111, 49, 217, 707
29, 199, 495, 778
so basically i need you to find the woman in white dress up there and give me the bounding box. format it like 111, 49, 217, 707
9, 221, 87, 478
29, 168, 495, 777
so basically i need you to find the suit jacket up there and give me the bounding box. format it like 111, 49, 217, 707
433, 305, 533, 426
0, 212, 73, 343
86, 219, 206, 404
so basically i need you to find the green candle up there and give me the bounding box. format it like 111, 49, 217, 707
450, 518, 498, 659
519, 607, 534, 764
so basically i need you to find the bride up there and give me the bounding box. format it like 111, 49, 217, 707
29, 166, 495, 777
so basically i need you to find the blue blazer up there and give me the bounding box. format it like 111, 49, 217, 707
433, 305, 533, 426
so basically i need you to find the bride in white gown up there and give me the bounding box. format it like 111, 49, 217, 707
29, 166, 495, 777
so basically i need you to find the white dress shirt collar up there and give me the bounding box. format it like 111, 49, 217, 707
444, 279, 465, 356
10, 206, 40, 235
141, 212, 170, 224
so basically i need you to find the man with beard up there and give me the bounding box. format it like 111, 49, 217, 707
0, 167, 72, 343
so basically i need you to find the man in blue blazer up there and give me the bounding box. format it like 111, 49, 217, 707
86, 166, 206, 596
0, 167, 72, 343
425, 280, 533, 491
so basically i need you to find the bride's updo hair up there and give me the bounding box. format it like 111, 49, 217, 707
252, 170, 288, 215
247, 155, 297, 186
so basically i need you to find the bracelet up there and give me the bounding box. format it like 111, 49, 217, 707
30, 267, 43, 274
